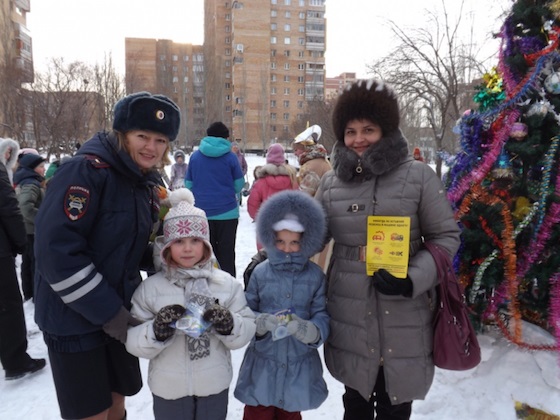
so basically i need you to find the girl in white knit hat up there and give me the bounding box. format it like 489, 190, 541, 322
126, 188, 256, 420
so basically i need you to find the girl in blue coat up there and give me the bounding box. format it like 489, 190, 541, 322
234, 190, 329, 420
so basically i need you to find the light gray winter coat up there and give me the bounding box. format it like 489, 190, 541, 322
315, 130, 461, 404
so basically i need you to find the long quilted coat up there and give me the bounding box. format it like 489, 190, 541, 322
315, 130, 460, 404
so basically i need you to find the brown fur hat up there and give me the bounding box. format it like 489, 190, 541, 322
332, 79, 400, 142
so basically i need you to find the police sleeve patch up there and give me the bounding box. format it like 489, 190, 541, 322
64, 186, 90, 221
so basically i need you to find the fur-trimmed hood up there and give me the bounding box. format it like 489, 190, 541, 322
0, 138, 20, 169
331, 129, 410, 182
256, 163, 295, 179
256, 190, 326, 258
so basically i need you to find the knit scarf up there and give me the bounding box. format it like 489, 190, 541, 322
297, 143, 329, 166
165, 261, 216, 360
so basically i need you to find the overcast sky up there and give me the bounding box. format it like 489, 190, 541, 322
27, 0, 510, 78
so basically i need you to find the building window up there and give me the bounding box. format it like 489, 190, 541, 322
271, 23, 277, 30
173, 76, 178, 83
284, 75, 290, 82
271, 49, 277, 57
284, 37, 291, 45
283, 125, 290, 132
272, 125, 277, 132
226, 94, 231, 101
225, 82, 231, 89
299, 0, 304, 6
285, 11, 291, 18
160, 54, 166, 61
284, 50, 290, 57
271, 100, 277, 107
271, 74, 277, 82
225, 36, 230, 43
299, 11, 305, 19
299, 25, 305, 32
309, 0, 325, 5
298, 38, 305, 45
283, 113, 290, 120
271, 62, 277, 69
184, 56, 189, 61
283, 100, 289, 108
225, 48, 231, 55
297, 101, 304, 108
271, 36, 277, 44
284, 63, 290, 70
284, 24, 291, 31
225, 13, 231, 20
225, 60, 231, 67
225, 25, 230, 32
271, 9, 277, 17
284, 88, 290, 95
298, 64, 305, 70
298, 76, 304, 82
184, 76, 189, 82
271, 87, 277, 94
284, 0, 291, 4
172, 55, 178, 61
271, 0, 277, 3
298, 88, 304, 95
271, 113, 277, 120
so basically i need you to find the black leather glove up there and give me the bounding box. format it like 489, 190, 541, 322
243, 249, 268, 289
372, 269, 413, 297
153, 304, 186, 342
203, 301, 234, 335
103, 306, 142, 344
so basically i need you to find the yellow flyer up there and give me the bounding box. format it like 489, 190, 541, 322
366, 216, 410, 277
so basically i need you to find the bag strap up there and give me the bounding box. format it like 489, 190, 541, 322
425, 242, 463, 305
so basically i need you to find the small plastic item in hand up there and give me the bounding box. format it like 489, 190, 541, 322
272, 308, 294, 341
172, 301, 212, 338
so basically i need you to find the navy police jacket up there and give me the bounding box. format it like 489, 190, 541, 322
34, 132, 161, 352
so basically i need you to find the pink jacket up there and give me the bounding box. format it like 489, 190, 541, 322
247, 163, 298, 221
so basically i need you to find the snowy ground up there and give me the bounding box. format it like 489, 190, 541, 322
1, 153, 560, 419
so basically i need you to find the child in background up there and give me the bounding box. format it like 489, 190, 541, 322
169, 149, 188, 190
234, 190, 329, 420
126, 188, 256, 420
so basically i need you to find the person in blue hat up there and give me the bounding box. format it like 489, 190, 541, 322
34, 92, 181, 420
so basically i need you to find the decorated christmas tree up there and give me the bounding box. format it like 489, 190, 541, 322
445, 0, 560, 351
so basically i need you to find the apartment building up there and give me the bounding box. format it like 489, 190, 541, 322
0, 0, 33, 139
125, 38, 206, 151
325, 72, 356, 101
205, 0, 326, 150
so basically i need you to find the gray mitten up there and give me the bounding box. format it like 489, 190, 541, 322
153, 304, 186, 342
103, 306, 142, 344
286, 314, 320, 344
203, 302, 234, 335
255, 313, 279, 336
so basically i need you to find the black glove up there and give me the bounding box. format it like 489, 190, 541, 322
203, 301, 234, 335
103, 306, 142, 344
243, 249, 268, 289
372, 269, 413, 297
153, 304, 186, 342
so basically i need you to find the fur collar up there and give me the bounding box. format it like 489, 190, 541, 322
256, 163, 293, 178
331, 129, 409, 182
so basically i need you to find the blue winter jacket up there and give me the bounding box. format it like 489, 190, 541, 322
185, 136, 244, 219
34, 132, 161, 352
234, 248, 330, 412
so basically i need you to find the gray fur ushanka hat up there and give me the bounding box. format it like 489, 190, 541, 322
332, 79, 400, 142
113, 91, 181, 141
256, 190, 327, 258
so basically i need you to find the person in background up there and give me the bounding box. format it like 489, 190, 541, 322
235, 190, 330, 420
0, 137, 46, 380
231, 141, 248, 206
292, 124, 331, 197
315, 79, 461, 420
185, 121, 244, 278
247, 143, 298, 250
13, 153, 47, 301
169, 149, 188, 190
126, 188, 255, 420
34, 91, 180, 420
413, 147, 424, 162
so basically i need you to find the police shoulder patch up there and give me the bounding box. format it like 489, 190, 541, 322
64, 186, 90, 221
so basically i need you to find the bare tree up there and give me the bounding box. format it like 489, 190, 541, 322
91, 53, 126, 131
366, 0, 505, 176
